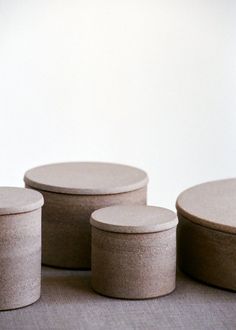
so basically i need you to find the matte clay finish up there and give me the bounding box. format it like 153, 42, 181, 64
176, 178, 236, 234
91, 206, 177, 299
29, 187, 147, 269
0, 187, 43, 310
0, 187, 44, 215
177, 214, 236, 291
24, 162, 148, 195
91, 205, 178, 233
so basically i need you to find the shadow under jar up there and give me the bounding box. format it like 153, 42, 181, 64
0, 187, 43, 310
24, 162, 148, 269
91, 205, 178, 299
176, 178, 236, 291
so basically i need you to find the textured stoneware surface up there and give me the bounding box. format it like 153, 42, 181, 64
177, 214, 236, 291
0, 187, 43, 310
26, 186, 147, 269
24, 162, 148, 269
24, 162, 148, 195
176, 179, 236, 290
91, 205, 178, 233
91, 205, 177, 299
176, 178, 236, 234
0, 186, 43, 215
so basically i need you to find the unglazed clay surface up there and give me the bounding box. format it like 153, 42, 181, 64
91, 226, 176, 299
0, 186, 43, 215
24, 162, 148, 195
176, 178, 236, 234
0, 209, 42, 310
91, 205, 177, 233
28, 186, 147, 269
177, 214, 236, 291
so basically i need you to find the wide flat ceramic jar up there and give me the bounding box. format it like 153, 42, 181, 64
176, 178, 236, 290
91, 205, 178, 299
0, 187, 43, 310
24, 162, 148, 269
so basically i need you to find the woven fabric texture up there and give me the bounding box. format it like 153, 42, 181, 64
0, 267, 235, 330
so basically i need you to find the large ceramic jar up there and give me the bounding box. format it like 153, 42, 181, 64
24, 162, 148, 269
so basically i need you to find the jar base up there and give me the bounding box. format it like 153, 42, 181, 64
91, 285, 176, 300
0, 295, 41, 312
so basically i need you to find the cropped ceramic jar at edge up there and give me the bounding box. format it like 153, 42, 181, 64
176, 178, 236, 291
91, 205, 178, 299
24, 162, 148, 269
0, 187, 43, 310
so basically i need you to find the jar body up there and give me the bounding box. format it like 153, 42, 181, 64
26, 186, 147, 269
91, 226, 176, 299
177, 214, 236, 291
0, 209, 41, 310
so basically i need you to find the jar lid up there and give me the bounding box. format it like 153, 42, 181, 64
176, 178, 236, 234
0, 187, 44, 215
90, 205, 178, 233
24, 162, 148, 195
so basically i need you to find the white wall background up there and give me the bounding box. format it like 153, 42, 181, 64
0, 0, 236, 210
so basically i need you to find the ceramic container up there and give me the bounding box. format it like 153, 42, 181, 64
90, 205, 178, 299
176, 179, 236, 291
24, 162, 148, 269
0, 187, 43, 310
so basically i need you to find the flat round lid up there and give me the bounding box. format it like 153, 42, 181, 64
176, 178, 236, 234
24, 162, 148, 195
0, 187, 44, 215
90, 205, 178, 233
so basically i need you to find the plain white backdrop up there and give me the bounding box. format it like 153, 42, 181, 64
0, 0, 236, 209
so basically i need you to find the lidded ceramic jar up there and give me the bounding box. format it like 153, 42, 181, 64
90, 205, 178, 299
24, 162, 148, 269
176, 179, 236, 291
0, 187, 43, 310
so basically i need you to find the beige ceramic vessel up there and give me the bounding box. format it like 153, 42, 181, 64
24, 162, 148, 269
91, 205, 178, 299
0, 187, 43, 310
176, 179, 236, 291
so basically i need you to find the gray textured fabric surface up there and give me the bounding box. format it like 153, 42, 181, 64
0, 267, 235, 330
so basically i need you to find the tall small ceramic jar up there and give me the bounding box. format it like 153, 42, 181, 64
90, 205, 178, 299
176, 179, 236, 291
24, 162, 148, 269
0, 187, 43, 310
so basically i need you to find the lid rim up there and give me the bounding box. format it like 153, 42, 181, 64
24, 162, 148, 195
176, 178, 236, 235
90, 205, 178, 234
90, 218, 178, 234
24, 176, 148, 195
0, 187, 44, 216
177, 208, 236, 234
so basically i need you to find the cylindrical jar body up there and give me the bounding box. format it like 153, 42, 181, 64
91, 226, 176, 299
26, 186, 147, 269
0, 209, 41, 310
177, 214, 236, 291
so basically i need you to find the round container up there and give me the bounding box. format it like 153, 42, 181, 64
0, 187, 43, 310
176, 178, 236, 291
90, 205, 178, 299
24, 162, 148, 269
